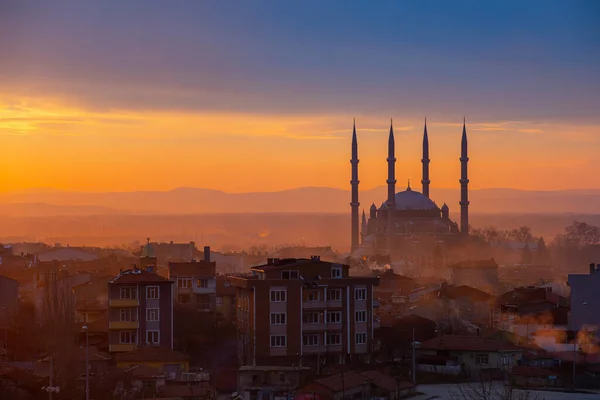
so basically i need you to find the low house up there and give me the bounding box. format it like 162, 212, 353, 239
417, 335, 524, 378
156, 383, 216, 400
297, 370, 415, 400
510, 365, 564, 388
115, 347, 190, 378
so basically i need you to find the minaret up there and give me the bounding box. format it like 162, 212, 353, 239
460, 118, 470, 237
350, 119, 360, 252
360, 210, 367, 245
421, 117, 430, 198
386, 119, 396, 253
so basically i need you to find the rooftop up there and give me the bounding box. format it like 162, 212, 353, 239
250, 257, 345, 273
419, 335, 523, 352
115, 346, 189, 363
110, 268, 171, 284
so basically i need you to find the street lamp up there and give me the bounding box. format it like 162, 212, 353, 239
82, 324, 89, 400
411, 328, 421, 385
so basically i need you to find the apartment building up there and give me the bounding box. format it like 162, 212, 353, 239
108, 267, 174, 352
229, 256, 379, 368
168, 246, 217, 312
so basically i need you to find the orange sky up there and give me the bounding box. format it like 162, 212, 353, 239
0, 96, 599, 193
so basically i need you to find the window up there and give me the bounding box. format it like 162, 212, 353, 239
281, 270, 299, 280
355, 288, 367, 300
355, 310, 367, 323
355, 333, 367, 345
326, 333, 341, 345
146, 330, 160, 344
198, 279, 208, 288
120, 308, 137, 322
120, 287, 137, 299
307, 290, 320, 302
501, 355, 510, 365
326, 311, 341, 323
270, 313, 287, 325
327, 289, 341, 301
146, 308, 159, 322
303, 334, 319, 346
270, 335, 287, 347
197, 294, 210, 310
178, 294, 190, 304
303, 312, 320, 324
178, 278, 192, 288
331, 267, 342, 278
476, 354, 489, 365
119, 330, 137, 344
216, 296, 223, 307
270, 290, 286, 302
146, 286, 159, 299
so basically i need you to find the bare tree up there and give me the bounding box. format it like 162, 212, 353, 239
449, 378, 545, 400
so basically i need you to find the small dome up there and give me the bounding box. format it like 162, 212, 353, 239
370, 203, 377, 212
441, 203, 449, 211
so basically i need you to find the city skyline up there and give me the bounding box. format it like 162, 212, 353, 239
1, 1, 599, 193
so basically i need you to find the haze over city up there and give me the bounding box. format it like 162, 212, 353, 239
1, 2, 600, 400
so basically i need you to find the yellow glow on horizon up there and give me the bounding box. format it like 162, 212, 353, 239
0, 96, 599, 193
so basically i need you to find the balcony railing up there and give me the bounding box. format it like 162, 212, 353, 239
109, 343, 136, 352
109, 321, 139, 330
109, 298, 140, 307
302, 300, 327, 309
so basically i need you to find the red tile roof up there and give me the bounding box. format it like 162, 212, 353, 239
115, 346, 189, 363
419, 335, 523, 352
511, 366, 560, 377
111, 268, 171, 284
300, 371, 414, 395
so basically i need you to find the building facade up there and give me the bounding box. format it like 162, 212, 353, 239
568, 263, 600, 337
108, 266, 174, 352
168, 246, 217, 312
229, 257, 379, 369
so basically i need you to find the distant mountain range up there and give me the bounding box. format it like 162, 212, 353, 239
0, 187, 599, 216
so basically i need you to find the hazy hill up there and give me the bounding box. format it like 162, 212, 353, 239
0, 187, 599, 215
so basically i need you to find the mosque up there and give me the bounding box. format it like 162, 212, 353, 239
350, 119, 470, 272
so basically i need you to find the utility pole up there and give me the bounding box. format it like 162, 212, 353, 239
411, 328, 416, 385
84, 325, 90, 400
49, 356, 54, 400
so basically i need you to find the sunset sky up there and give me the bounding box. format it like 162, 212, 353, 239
1, 1, 599, 193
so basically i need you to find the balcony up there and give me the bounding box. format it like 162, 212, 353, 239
109, 344, 136, 352
302, 301, 327, 309
326, 300, 342, 308
303, 323, 326, 331
109, 298, 139, 307
109, 321, 139, 330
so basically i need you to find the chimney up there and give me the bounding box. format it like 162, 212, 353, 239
204, 246, 211, 262
590, 263, 596, 274
310, 255, 321, 261
267, 258, 274, 265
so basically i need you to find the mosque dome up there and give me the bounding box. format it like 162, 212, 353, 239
392, 186, 438, 211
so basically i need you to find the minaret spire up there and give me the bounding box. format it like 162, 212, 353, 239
386, 119, 396, 254
460, 118, 470, 237
350, 119, 360, 252
421, 117, 431, 198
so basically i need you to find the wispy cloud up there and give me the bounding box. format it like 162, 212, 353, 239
518, 128, 543, 134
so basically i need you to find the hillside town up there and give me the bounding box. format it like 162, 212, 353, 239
0, 233, 599, 399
